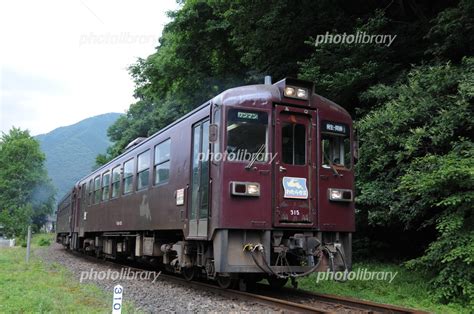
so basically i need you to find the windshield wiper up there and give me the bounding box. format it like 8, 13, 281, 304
324, 153, 340, 176
246, 144, 266, 170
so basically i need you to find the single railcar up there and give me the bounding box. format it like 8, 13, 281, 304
56, 78, 355, 289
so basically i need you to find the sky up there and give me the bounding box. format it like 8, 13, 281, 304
0, 0, 180, 136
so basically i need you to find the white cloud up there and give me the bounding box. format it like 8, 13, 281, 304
0, 0, 179, 135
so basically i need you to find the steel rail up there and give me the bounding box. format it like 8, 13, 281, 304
66, 249, 428, 313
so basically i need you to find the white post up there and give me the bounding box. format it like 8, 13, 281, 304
26, 225, 31, 263
112, 285, 123, 314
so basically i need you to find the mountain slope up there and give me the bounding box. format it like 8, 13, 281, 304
36, 113, 121, 201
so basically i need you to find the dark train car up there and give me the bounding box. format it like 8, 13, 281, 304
57, 78, 355, 289
56, 192, 72, 245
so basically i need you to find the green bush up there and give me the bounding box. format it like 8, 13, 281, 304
17, 238, 27, 248
403, 142, 474, 306
37, 237, 51, 247
356, 57, 474, 304
33, 234, 53, 247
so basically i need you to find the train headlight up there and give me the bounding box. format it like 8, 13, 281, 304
328, 188, 353, 202
246, 183, 260, 196
284, 85, 309, 100
231, 182, 260, 197
296, 88, 308, 99
284, 86, 296, 97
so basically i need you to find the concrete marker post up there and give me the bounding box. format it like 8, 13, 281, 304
26, 225, 31, 263
112, 284, 123, 313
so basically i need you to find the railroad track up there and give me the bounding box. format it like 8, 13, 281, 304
68, 250, 428, 313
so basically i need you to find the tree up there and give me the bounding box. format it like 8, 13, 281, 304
356, 58, 473, 304
0, 128, 55, 238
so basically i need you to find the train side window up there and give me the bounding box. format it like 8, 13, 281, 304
123, 158, 134, 195
137, 150, 150, 190
101, 171, 110, 201
111, 166, 121, 198
282, 123, 306, 165
93, 176, 101, 204
88, 179, 93, 206
154, 139, 171, 185
322, 134, 351, 169
81, 183, 86, 210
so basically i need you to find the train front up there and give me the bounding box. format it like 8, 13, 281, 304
211, 78, 355, 288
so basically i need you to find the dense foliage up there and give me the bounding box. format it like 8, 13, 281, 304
357, 58, 473, 305
0, 128, 55, 238
99, 0, 473, 305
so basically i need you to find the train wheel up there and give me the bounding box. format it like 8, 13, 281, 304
216, 274, 235, 289
267, 276, 288, 289
182, 267, 196, 281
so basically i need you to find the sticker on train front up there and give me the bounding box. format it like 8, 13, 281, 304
282, 177, 309, 199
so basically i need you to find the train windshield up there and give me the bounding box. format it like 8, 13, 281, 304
322, 134, 351, 169
226, 109, 268, 162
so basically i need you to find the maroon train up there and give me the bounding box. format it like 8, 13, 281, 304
56, 78, 355, 289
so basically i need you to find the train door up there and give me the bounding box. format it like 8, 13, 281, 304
273, 105, 317, 226
188, 119, 210, 238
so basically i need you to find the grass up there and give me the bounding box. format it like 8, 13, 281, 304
0, 233, 138, 313
297, 261, 469, 314
2, 234, 468, 313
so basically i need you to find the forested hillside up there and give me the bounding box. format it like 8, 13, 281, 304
99, 0, 473, 306
36, 113, 121, 200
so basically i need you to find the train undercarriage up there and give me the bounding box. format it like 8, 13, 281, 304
57, 229, 351, 290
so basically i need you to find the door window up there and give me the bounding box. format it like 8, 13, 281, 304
282, 123, 306, 165
191, 120, 210, 220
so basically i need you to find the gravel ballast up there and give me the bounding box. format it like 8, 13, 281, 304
37, 243, 276, 313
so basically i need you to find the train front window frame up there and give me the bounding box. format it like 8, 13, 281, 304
226, 108, 268, 162
137, 150, 150, 191
154, 138, 171, 185
123, 158, 134, 195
